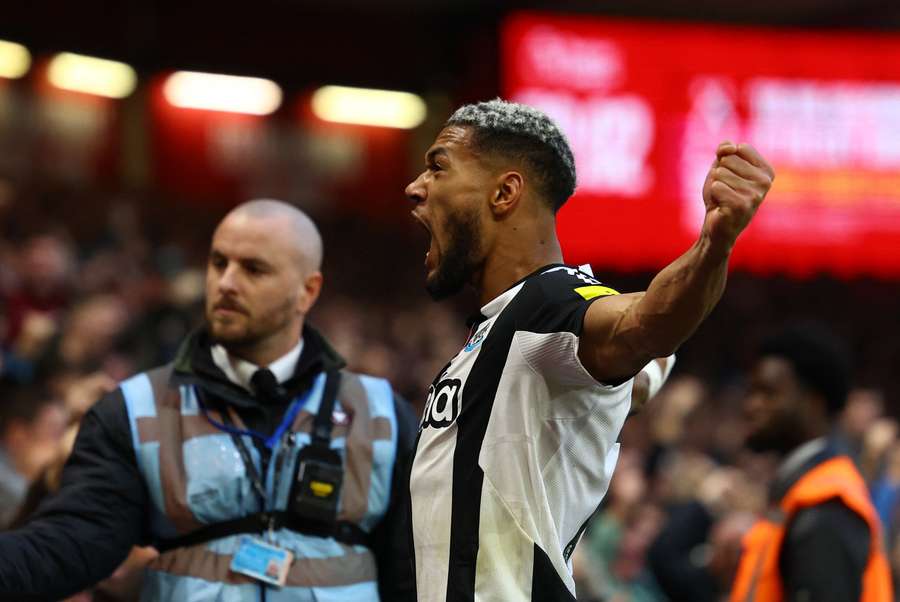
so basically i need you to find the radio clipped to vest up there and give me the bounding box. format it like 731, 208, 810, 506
156, 370, 371, 553
287, 370, 343, 523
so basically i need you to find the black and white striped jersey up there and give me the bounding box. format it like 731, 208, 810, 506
409, 264, 634, 601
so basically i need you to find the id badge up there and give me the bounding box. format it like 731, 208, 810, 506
230, 536, 293, 587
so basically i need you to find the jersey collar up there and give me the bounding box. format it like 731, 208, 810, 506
465, 263, 572, 331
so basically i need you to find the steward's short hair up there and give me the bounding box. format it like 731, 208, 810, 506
759, 323, 851, 416
446, 99, 576, 213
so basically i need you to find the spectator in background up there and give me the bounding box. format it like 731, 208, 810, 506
0, 385, 66, 527
2, 234, 74, 347
647, 455, 762, 602
6, 372, 117, 528
876, 438, 900, 502
730, 324, 893, 602
575, 449, 667, 602
0, 234, 80, 385
646, 376, 768, 602
871, 437, 900, 593
839, 389, 886, 466
4, 372, 150, 602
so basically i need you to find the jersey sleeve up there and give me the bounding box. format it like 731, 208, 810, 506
514, 266, 622, 388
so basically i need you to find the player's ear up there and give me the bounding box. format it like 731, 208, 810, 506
490, 171, 523, 217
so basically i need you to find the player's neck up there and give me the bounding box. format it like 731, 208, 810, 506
477, 226, 563, 306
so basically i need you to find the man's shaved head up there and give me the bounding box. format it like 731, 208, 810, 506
223, 199, 323, 275
206, 199, 325, 364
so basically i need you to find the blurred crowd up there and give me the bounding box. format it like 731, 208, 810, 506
0, 178, 898, 600
572, 379, 900, 602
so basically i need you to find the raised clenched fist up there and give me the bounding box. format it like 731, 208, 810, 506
701, 141, 775, 250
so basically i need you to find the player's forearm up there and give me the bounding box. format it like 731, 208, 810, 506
580, 142, 772, 383
631, 231, 730, 358
629, 141, 774, 362
579, 237, 727, 382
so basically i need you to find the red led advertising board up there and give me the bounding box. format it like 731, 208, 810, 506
503, 14, 900, 277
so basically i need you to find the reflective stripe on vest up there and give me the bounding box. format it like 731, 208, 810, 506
730, 456, 894, 602
121, 364, 398, 598
149, 542, 377, 587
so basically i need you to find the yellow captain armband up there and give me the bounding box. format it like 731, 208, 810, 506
574, 285, 620, 300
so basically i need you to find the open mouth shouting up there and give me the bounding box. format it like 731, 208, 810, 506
413, 213, 439, 273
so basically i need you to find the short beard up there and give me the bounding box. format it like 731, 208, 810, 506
208, 322, 263, 350
206, 296, 297, 356
426, 208, 482, 301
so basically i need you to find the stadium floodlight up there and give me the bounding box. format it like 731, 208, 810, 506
47, 52, 137, 99
163, 71, 283, 115
0, 40, 31, 79
311, 85, 427, 129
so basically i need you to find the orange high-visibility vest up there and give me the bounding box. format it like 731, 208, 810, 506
730, 456, 893, 602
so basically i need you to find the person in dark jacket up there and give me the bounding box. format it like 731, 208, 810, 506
650, 325, 893, 602
731, 324, 892, 602
0, 199, 418, 601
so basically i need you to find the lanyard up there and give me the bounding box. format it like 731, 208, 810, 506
199, 376, 321, 509
202, 383, 315, 450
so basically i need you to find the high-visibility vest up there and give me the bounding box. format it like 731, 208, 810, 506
730, 456, 893, 602
121, 364, 400, 602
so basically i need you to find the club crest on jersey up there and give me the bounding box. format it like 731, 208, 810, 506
421, 376, 462, 429
464, 324, 489, 352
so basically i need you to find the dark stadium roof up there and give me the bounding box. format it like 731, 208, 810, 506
1, 0, 897, 97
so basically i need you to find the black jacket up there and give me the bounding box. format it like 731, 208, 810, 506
0, 326, 418, 601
